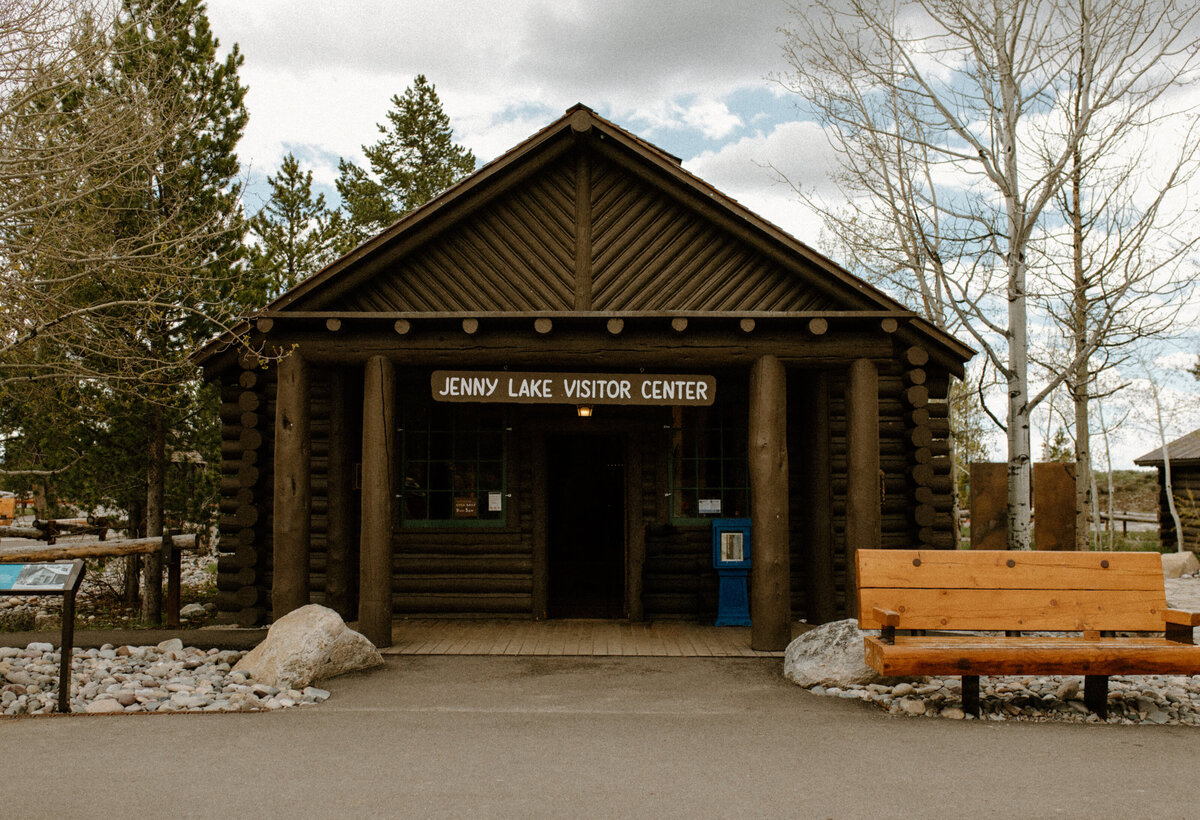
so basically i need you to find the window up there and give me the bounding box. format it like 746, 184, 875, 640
667, 404, 749, 523
399, 402, 507, 527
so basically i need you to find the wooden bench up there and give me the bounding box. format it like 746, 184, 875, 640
856, 549, 1200, 717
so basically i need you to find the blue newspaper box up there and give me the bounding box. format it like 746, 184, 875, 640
712, 518, 751, 626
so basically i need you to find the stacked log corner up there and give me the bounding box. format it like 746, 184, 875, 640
215, 358, 274, 627
897, 345, 955, 550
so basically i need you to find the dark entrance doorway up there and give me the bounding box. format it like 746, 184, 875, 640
547, 434, 626, 617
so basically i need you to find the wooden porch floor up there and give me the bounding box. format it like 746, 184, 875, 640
380, 619, 805, 657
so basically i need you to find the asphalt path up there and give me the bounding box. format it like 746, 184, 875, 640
3, 655, 1196, 819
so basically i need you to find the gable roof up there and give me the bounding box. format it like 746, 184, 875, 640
196, 104, 972, 367
1134, 428, 1200, 467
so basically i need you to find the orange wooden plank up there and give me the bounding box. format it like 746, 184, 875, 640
864, 635, 1200, 676
858, 587, 1166, 632
856, 549, 1163, 591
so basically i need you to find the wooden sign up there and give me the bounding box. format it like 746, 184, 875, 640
432, 371, 716, 406
454, 496, 478, 518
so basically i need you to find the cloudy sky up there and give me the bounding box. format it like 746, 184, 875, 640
204, 0, 828, 239
202, 0, 1200, 469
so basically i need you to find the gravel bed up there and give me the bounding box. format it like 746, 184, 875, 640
812, 674, 1200, 724
806, 573, 1200, 725
1, 638, 327, 717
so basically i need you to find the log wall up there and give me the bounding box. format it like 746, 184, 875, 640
214, 355, 959, 624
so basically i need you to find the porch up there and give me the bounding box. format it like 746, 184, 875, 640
377, 618, 809, 657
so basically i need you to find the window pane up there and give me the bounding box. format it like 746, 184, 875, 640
398, 399, 507, 527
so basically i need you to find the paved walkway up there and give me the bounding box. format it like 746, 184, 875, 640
384, 618, 800, 657
6, 655, 1200, 819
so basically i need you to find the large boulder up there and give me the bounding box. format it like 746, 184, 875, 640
1161, 551, 1200, 579
234, 604, 384, 690
783, 618, 904, 688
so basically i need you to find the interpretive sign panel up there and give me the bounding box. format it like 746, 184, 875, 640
0, 561, 75, 591
0, 558, 85, 712
432, 371, 716, 406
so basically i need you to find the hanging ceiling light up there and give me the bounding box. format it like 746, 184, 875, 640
576, 405, 593, 418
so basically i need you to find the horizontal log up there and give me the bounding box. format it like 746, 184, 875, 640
902, 386, 929, 408
239, 428, 264, 451
904, 347, 930, 367
259, 328, 899, 368
912, 504, 937, 528
0, 533, 198, 562
393, 556, 534, 574
235, 585, 262, 607
232, 544, 259, 569
910, 464, 935, 486
392, 593, 532, 614
393, 575, 532, 594
236, 606, 266, 628
909, 427, 933, 448
217, 566, 258, 591
905, 408, 931, 427
904, 369, 926, 386
238, 391, 260, 413
241, 411, 261, 429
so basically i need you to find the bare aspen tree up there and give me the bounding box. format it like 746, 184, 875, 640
780, 0, 1200, 548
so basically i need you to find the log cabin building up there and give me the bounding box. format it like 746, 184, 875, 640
195, 105, 972, 650
1135, 429, 1200, 553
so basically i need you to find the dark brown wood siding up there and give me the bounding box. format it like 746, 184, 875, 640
589, 157, 839, 313
319, 147, 845, 317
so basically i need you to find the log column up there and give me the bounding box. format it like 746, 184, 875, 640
272, 351, 311, 618
359, 355, 395, 647
750, 355, 791, 651
845, 358, 880, 617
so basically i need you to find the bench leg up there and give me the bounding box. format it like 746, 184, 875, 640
1084, 675, 1109, 718
961, 675, 980, 716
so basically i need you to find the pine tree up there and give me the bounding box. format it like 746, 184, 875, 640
335, 75, 476, 247
0, 0, 250, 620
110, 0, 249, 621
249, 152, 341, 302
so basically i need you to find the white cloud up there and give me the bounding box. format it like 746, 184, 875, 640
686, 121, 841, 243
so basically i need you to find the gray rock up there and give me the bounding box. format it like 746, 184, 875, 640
1162, 551, 1200, 579
180, 603, 206, 618
783, 619, 902, 688
233, 604, 384, 690
156, 638, 184, 653
84, 698, 124, 714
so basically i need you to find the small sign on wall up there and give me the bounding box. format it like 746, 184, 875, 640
488, 492, 503, 513
698, 498, 722, 515
454, 496, 478, 518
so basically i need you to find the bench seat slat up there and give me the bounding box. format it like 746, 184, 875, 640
856, 549, 1163, 592
864, 635, 1200, 677
858, 587, 1167, 632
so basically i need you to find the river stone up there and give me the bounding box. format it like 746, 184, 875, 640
234, 604, 383, 690
84, 698, 125, 714
783, 619, 901, 688
1161, 551, 1200, 579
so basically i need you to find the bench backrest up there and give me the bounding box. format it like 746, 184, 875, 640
856, 549, 1167, 632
